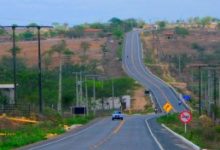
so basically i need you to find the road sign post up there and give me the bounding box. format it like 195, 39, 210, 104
179, 111, 192, 133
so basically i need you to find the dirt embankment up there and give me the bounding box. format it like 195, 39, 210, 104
102, 37, 125, 77
131, 87, 151, 111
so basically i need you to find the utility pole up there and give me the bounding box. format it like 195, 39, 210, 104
85, 76, 88, 115
208, 69, 213, 116
178, 55, 181, 77
112, 78, 115, 109
1, 25, 52, 113
73, 72, 79, 106
213, 69, 217, 121
93, 77, 96, 106
219, 78, 220, 107
86, 74, 101, 115
199, 66, 202, 115
12, 26, 17, 104
79, 71, 83, 105
37, 26, 43, 113
91, 76, 96, 115
57, 54, 62, 113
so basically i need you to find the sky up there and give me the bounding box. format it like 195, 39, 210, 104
0, 0, 220, 26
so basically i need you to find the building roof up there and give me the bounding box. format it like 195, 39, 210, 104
163, 31, 174, 36
0, 84, 15, 89
84, 28, 102, 33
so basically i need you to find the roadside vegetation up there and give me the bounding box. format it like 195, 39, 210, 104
0, 56, 135, 112
0, 110, 93, 150
0, 17, 142, 149
157, 113, 220, 149
143, 16, 220, 149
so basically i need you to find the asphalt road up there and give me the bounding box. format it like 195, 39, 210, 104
21, 115, 193, 150
20, 31, 194, 150
122, 31, 186, 112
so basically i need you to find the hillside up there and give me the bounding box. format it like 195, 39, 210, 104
142, 28, 220, 78
0, 37, 125, 77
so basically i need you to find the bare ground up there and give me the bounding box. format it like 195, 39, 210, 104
131, 87, 151, 111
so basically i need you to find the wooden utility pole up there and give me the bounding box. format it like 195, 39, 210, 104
0, 25, 52, 113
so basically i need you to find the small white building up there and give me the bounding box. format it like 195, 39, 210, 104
0, 84, 15, 104
122, 95, 131, 110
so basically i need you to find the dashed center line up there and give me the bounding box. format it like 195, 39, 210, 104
90, 120, 125, 150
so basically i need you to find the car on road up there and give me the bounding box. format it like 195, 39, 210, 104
112, 111, 123, 120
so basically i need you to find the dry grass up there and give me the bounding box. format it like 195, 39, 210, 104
0, 37, 106, 67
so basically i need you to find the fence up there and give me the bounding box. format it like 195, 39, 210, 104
0, 104, 33, 117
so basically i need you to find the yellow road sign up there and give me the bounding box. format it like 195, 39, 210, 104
163, 101, 173, 113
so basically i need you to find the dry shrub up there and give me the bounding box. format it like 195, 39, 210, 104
199, 115, 213, 128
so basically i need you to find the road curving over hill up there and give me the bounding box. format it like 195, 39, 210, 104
122, 30, 187, 112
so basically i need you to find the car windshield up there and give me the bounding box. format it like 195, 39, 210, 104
114, 111, 121, 114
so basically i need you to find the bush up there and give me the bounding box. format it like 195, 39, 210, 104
191, 43, 205, 52
199, 115, 213, 128
175, 27, 189, 37
215, 125, 220, 133
64, 116, 93, 126
43, 108, 63, 124
157, 113, 179, 124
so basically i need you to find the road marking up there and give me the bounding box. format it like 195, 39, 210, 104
113, 120, 125, 134
90, 120, 126, 150
145, 119, 164, 150
129, 33, 165, 110
124, 32, 177, 112
135, 33, 178, 112
29, 118, 107, 150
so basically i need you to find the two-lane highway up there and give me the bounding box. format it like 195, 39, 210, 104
22, 115, 162, 150
22, 115, 194, 150
123, 31, 186, 112
20, 31, 193, 150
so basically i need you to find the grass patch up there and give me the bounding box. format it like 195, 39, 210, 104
157, 113, 220, 149
0, 115, 93, 150
64, 115, 94, 126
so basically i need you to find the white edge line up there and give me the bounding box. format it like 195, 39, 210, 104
161, 124, 200, 150
139, 30, 192, 111
29, 119, 106, 150
145, 119, 164, 150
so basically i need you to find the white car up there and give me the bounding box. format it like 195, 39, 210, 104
112, 111, 123, 120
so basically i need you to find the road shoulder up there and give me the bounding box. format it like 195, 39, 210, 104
17, 117, 105, 150
146, 117, 197, 150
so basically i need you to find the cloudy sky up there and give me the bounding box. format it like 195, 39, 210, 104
0, 0, 219, 25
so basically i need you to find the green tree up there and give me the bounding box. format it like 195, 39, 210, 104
157, 21, 166, 30
28, 23, 38, 27
89, 22, 106, 29
112, 28, 124, 39
73, 25, 84, 38
123, 18, 138, 31
200, 16, 212, 28
191, 43, 205, 52
19, 30, 35, 41
109, 17, 123, 26
9, 46, 21, 54
0, 28, 6, 35
175, 27, 189, 37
